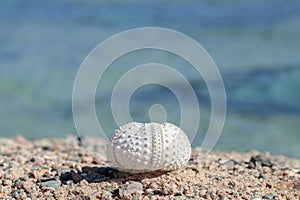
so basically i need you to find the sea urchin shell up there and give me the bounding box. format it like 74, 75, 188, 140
106, 122, 191, 173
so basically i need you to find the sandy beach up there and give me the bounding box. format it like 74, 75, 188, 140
0, 136, 299, 200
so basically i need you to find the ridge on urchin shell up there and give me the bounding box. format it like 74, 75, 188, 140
106, 122, 191, 173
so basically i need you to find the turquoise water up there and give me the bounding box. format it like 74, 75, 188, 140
1, 0, 300, 158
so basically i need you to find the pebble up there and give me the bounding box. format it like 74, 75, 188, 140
104, 185, 115, 192
66, 180, 74, 185
40, 180, 61, 189
119, 181, 143, 198
11, 189, 24, 199
148, 182, 159, 190
75, 163, 82, 172
79, 179, 89, 186
292, 168, 300, 174
198, 189, 207, 197
162, 183, 177, 195
102, 191, 112, 199
251, 170, 260, 178
82, 166, 98, 173
249, 154, 272, 168
220, 160, 235, 170
60, 171, 73, 182
71, 171, 83, 183
2, 179, 11, 186
144, 188, 154, 195
263, 193, 275, 199
13, 179, 24, 188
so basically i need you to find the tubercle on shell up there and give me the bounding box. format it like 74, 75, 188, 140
106, 122, 191, 173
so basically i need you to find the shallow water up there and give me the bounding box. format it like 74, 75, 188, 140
1, 0, 300, 158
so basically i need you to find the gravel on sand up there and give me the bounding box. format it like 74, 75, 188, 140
0, 135, 299, 199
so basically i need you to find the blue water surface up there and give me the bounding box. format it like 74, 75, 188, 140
1, 0, 300, 158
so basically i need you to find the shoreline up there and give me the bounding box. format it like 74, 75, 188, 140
0, 136, 299, 199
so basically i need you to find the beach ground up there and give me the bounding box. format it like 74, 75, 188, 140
0, 136, 299, 199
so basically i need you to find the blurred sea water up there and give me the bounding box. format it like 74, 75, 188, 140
1, 0, 300, 158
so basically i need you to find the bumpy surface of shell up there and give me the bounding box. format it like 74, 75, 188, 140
106, 122, 191, 173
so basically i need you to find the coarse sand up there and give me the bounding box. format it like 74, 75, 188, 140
0, 136, 299, 200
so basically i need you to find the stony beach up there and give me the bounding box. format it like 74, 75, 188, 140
0, 136, 299, 200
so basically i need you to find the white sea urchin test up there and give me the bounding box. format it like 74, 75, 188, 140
106, 122, 191, 173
